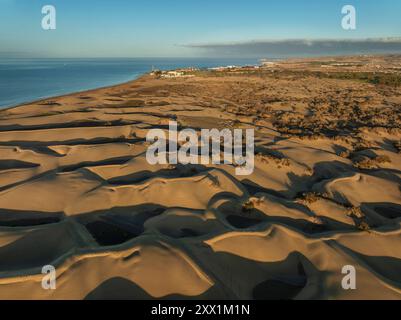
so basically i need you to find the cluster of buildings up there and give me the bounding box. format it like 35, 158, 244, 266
150, 67, 198, 79
150, 61, 280, 78
208, 65, 261, 72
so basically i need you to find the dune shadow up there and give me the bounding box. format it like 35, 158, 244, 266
362, 202, 401, 220
76, 204, 166, 246
335, 243, 401, 285
204, 250, 322, 300
0, 209, 63, 227
0, 222, 76, 272
0, 160, 40, 171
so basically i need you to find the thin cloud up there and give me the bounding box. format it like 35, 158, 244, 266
185, 38, 401, 57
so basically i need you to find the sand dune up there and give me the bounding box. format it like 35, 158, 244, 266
0, 56, 400, 299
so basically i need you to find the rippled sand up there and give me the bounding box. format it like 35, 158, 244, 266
0, 56, 400, 299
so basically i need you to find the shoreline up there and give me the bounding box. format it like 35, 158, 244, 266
0, 57, 265, 112
0, 74, 146, 112
2, 53, 399, 113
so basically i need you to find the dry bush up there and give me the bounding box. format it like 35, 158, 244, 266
241, 196, 266, 212
242, 200, 255, 212
346, 206, 370, 231
297, 192, 328, 205
353, 155, 391, 169
256, 153, 291, 168
346, 206, 365, 219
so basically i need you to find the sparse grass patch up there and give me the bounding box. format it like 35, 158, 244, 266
308, 71, 401, 87
256, 152, 291, 168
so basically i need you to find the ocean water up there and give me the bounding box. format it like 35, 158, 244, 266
0, 58, 259, 109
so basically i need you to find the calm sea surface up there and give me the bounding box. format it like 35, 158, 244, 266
0, 58, 260, 109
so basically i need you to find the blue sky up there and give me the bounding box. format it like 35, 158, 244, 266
0, 0, 400, 57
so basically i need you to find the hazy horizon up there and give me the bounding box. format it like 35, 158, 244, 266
1, 0, 401, 58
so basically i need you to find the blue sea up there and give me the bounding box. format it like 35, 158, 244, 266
0, 58, 260, 109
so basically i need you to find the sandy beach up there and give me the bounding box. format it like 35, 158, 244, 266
0, 55, 400, 299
